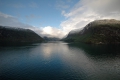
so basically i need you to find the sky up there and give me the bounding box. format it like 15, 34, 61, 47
0, 0, 120, 38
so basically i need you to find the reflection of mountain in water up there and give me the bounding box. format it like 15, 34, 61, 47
0, 42, 120, 80
68, 43, 120, 58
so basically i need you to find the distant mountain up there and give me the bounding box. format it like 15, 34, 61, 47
0, 26, 44, 45
64, 19, 120, 44
43, 36, 60, 41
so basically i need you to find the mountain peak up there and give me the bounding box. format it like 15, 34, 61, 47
64, 19, 120, 44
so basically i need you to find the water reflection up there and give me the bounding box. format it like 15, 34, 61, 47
0, 41, 120, 80
68, 43, 120, 80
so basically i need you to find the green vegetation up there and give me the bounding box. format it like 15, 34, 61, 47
64, 19, 120, 44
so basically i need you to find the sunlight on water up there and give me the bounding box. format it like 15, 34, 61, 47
0, 41, 120, 80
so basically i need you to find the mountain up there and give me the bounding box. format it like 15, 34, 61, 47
0, 26, 44, 45
64, 19, 120, 44
43, 36, 60, 41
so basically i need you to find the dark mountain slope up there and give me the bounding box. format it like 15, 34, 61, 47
64, 19, 120, 44
0, 26, 44, 45
43, 36, 60, 41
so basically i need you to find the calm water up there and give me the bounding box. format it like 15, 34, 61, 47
0, 41, 120, 80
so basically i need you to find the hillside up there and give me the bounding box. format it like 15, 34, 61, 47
64, 19, 120, 44
43, 36, 60, 41
0, 26, 44, 45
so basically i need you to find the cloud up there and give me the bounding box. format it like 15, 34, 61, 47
0, 12, 43, 36
0, 12, 65, 38
60, 0, 120, 34
1, 0, 120, 38
0, 12, 34, 29
40, 26, 66, 38
84, 0, 120, 15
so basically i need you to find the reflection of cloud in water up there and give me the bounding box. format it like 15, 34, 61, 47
29, 41, 70, 59
42, 44, 53, 58
0, 42, 120, 80
41, 42, 70, 58
28, 42, 120, 80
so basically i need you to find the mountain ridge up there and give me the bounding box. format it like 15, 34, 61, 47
64, 19, 120, 44
0, 26, 44, 45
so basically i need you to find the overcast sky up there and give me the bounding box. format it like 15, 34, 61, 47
0, 0, 120, 38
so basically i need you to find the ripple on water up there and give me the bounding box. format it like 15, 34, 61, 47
0, 42, 120, 80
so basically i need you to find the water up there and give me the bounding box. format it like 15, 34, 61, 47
0, 41, 120, 80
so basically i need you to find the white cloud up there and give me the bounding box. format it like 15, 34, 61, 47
1, 0, 120, 38
84, 0, 120, 15
40, 26, 66, 38
0, 12, 66, 38
60, 0, 120, 35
